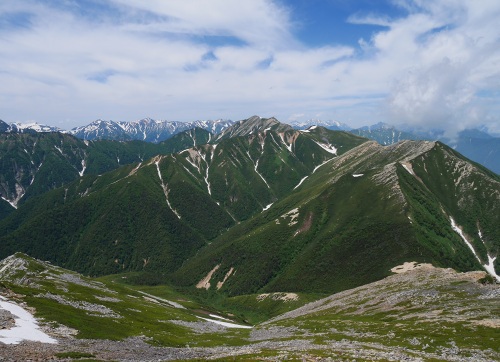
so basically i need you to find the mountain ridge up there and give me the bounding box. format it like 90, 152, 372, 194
171, 138, 499, 295
0, 117, 498, 290
348, 123, 500, 174
0, 128, 214, 213
68, 118, 233, 143
2, 117, 498, 173
0, 118, 368, 276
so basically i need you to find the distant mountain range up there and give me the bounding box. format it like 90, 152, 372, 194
0, 118, 232, 143
68, 118, 233, 143
349, 122, 500, 174
0, 120, 62, 133
288, 119, 352, 131
1, 117, 499, 173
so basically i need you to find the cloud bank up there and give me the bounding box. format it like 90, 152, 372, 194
0, 0, 499, 133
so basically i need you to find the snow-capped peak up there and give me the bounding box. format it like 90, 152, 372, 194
7, 122, 61, 133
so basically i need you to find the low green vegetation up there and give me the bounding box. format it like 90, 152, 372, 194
0, 254, 254, 347
210, 292, 325, 324
0, 253, 498, 361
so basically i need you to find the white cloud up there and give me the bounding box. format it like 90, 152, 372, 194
382, 1, 500, 134
110, 0, 294, 48
0, 0, 499, 133
388, 59, 475, 130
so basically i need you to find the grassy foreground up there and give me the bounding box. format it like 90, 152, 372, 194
0, 254, 498, 361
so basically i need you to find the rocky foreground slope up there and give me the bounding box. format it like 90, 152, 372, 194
0, 254, 498, 361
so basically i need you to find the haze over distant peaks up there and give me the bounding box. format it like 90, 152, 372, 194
288, 119, 352, 131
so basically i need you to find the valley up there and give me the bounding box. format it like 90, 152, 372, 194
0, 116, 499, 361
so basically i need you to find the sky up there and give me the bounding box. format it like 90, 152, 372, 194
1, 0, 500, 134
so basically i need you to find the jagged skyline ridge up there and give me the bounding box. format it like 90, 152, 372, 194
0, 1, 499, 134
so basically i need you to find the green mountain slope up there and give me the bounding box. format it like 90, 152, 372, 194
0, 119, 367, 277
399, 143, 500, 274
0, 160, 212, 275
0, 129, 212, 215
0, 133, 87, 209
173, 140, 500, 295
0, 117, 498, 299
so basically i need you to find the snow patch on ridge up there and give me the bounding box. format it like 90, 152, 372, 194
246, 151, 270, 189
155, 157, 181, 219
136, 291, 185, 309
209, 314, 232, 321
182, 147, 215, 195
450, 217, 480, 260
477, 225, 500, 283
1, 183, 25, 209
294, 156, 336, 189
79, 158, 86, 177
313, 158, 334, 174
293, 176, 308, 190
0, 296, 57, 345
450, 217, 500, 282
262, 203, 273, 211
189, 129, 197, 147
313, 140, 337, 155
483, 255, 500, 282
0, 196, 17, 209
197, 316, 252, 329
278, 133, 293, 153
184, 153, 202, 174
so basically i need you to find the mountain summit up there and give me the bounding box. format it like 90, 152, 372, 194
0, 117, 498, 293
214, 116, 292, 141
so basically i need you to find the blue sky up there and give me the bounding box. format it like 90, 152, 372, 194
1, 0, 499, 134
